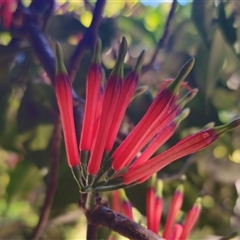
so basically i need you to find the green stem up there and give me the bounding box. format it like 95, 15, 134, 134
85, 191, 96, 210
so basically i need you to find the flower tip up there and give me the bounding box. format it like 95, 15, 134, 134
118, 36, 128, 63
191, 88, 198, 96
110, 37, 128, 77
133, 50, 145, 74
92, 38, 102, 64
176, 183, 184, 194
175, 108, 190, 125
121, 36, 128, 52
168, 57, 195, 94
204, 122, 215, 129
55, 43, 67, 74
215, 118, 240, 135
195, 197, 202, 209
148, 174, 157, 188
119, 188, 128, 200
131, 85, 148, 101
230, 118, 240, 129
156, 179, 163, 197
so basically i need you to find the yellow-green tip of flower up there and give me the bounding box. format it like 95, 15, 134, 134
176, 183, 184, 194
214, 118, 240, 136
131, 85, 148, 102
55, 43, 67, 74
175, 108, 190, 126
119, 188, 128, 201
167, 57, 195, 95
148, 173, 157, 188
194, 197, 202, 209
133, 50, 145, 74
92, 38, 102, 64
110, 37, 128, 78
156, 179, 163, 198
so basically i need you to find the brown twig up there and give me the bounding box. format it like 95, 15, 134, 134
84, 203, 162, 240
142, 0, 177, 73
30, 116, 62, 240
67, 0, 106, 82
86, 223, 99, 240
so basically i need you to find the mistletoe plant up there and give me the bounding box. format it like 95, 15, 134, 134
54, 37, 240, 239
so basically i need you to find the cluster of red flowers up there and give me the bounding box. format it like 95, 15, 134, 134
54, 38, 240, 191
110, 175, 201, 240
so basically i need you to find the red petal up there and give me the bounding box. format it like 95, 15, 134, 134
163, 186, 184, 239
80, 64, 102, 151
105, 72, 138, 152
122, 200, 133, 220
122, 129, 218, 184
55, 73, 79, 167
146, 187, 156, 233
180, 199, 201, 240
112, 89, 177, 171
169, 224, 183, 240
131, 110, 178, 169
153, 197, 163, 234
87, 76, 121, 175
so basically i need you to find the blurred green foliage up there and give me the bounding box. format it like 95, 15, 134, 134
0, 0, 240, 239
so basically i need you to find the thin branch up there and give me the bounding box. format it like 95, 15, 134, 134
84, 204, 162, 240
12, 4, 84, 135
30, 116, 62, 240
142, 0, 177, 73
67, 0, 106, 82
86, 223, 98, 240
80, 193, 162, 240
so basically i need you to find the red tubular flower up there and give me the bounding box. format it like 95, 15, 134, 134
162, 184, 184, 239
122, 200, 133, 220
180, 198, 202, 240
80, 40, 102, 152
169, 223, 183, 240
122, 118, 240, 184
146, 177, 163, 234
54, 44, 79, 167
0, 0, 16, 29
105, 51, 145, 152
111, 58, 195, 172
146, 179, 156, 233
120, 189, 133, 220
131, 108, 190, 169
153, 180, 163, 234
87, 38, 127, 176
111, 190, 121, 213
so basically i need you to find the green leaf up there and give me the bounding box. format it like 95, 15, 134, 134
218, 1, 237, 45
206, 28, 226, 98
191, 0, 213, 47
